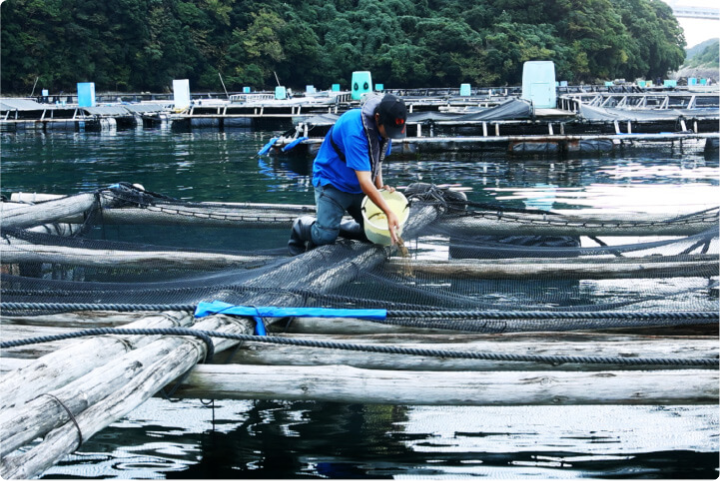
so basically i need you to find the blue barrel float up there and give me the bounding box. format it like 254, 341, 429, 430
460, 83, 471, 96
351, 71, 372, 100
275, 86, 287, 100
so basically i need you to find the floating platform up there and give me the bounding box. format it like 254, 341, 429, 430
1, 183, 718, 478
0, 98, 170, 131
271, 104, 719, 158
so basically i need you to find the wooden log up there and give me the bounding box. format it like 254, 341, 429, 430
280, 317, 451, 335
277, 315, 717, 336
26, 223, 86, 236
0, 243, 278, 269
437, 212, 717, 237
97, 205, 300, 228
1, 324, 84, 342
0, 311, 192, 410
0, 194, 97, 229
10, 193, 316, 213
0, 338, 187, 458
0, 358, 30, 374
9, 193, 316, 228
0, 315, 253, 461
170, 364, 719, 405
0, 315, 253, 480
1, 311, 156, 328
384, 258, 719, 280
241, 202, 441, 308
216, 332, 719, 371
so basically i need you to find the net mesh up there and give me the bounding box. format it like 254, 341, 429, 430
2, 183, 718, 330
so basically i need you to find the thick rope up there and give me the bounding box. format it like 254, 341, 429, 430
1, 328, 215, 363
1, 302, 716, 321
1, 327, 717, 368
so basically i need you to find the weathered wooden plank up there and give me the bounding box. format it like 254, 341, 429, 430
0, 315, 253, 460
0, 311, 192, 410
215, 332, 718, 371
170, 364, 719, 405
385, 258, 719, 279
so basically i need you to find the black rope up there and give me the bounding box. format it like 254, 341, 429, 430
43, 394, 83, 450
1, 302, 197, 312
1, 328, 215, 363
2, 327, 717, 368
2, 302, 716, 322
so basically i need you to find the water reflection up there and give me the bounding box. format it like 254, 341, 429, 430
41, 400, 719, 479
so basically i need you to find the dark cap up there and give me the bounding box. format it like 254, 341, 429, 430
376, 94, 407, 139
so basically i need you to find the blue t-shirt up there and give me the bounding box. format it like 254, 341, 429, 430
312, 109, 391, 194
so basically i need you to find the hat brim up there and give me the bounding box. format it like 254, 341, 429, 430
384, 123, 407, 139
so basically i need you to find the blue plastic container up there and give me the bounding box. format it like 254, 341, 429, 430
351, 71, 373, 100
688, 78, 697, 86
663, 79, 677, 87
700, 79, 707, 85
243, 87, 251, 93
275, 86, 287, 100
637, 80, 646, 88
77, 82, 96, 107
332, 84, 341, 92
521, 61, 556, 109
375, 84, 384, 91
460, 83, 471, 96
306, 85, 316, 93
560, 81, 568, 87
604, 81, 614, 87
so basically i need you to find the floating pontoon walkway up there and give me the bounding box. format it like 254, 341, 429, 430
0, 98, 171, 131
270, 97, 719, 156
1, 183, 718, 478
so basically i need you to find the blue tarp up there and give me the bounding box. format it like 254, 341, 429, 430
194, 300, 387, 320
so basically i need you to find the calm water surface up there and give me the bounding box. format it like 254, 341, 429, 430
1, 127, 718, 479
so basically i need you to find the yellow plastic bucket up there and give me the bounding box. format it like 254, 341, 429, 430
361, 190, 410, 245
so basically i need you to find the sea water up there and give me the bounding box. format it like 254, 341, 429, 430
1, 127, 718, 479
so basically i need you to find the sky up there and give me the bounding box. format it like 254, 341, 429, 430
676, 17, 719, 48
660, 0, 720, 48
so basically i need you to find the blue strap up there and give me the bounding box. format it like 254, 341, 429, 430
194, 300, 387, 320
253, 316, 267, 336
257, 137, 278, 155
281, 136, 308, 152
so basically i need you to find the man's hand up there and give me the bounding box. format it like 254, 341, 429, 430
379, 184, 396, 194
385, 209, 401, 244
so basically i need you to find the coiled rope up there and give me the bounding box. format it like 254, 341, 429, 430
1, 327, 717, 368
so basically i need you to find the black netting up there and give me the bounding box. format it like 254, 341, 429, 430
2, 183, 718, 329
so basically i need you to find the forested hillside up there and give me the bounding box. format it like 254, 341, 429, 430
0, 0, 686, 94
683, 39, 719, 70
